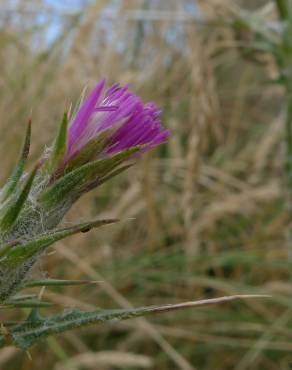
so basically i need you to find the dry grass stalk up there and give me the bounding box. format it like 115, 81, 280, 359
55, 351, 153, 370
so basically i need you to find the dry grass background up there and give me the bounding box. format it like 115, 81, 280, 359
1, 0, 292, 369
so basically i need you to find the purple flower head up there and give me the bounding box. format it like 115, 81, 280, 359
65, 79, 170, 163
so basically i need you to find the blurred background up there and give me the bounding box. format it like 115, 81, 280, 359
1, 0, 292, 369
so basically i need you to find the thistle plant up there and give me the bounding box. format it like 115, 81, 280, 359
0, 79, 263, 350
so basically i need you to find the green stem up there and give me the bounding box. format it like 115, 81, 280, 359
285, 92, 292, 207
276, 0, 291, 19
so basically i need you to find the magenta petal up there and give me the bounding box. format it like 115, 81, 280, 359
68, 80, 105, 151
64, 79, 170, 163
95, 106, 118, 112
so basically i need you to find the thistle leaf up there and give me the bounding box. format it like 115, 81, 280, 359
0, 164, 38, 232
39, 146, 141, 209
0, 218, 118, 267
47, 112, 68, 172
2, 299, 53, 309
7, 294, 38, 301
0, 295, 267, 350
63, 128, 114, 173
24, 279, 99, 288
99, 164, 134, 185
0, 240, 21, 258
82, 164, 134, 194
0, 120, 31, 202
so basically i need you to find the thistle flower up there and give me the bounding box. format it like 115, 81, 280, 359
64, 79, 170, 166
41, 79, 170, 215
0, 80, 170, 303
